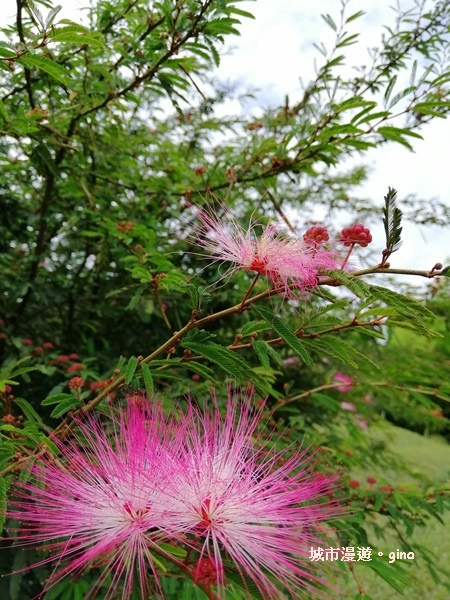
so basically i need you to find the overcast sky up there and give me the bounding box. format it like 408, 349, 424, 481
1, 0, 449, 283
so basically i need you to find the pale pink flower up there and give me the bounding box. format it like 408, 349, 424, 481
333, 371, 353, 392
8, 399, 182, 600
193, 205, 336, 296
164, 388, 341, 598
282, 356, 299, 366
340, 401, 356, 411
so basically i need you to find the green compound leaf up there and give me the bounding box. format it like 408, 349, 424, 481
50, 397, 80, 418
41, 392, 75, 406
124, 356, 139, 384
13, 397, 44, 425
18, 54, 71, 84
181, 339, 252, 381
324, 270, 371, 299
382, 187, 403, 256
140, 362, 154, 397
180, 338, 271, 395
0, 477, 8, 533
367, 285, 434, 320
252, 339, 270, 369
157, 542, 187, 558
49, 26, 104, 46
361, 555, 411, 595
254, 305, 313, 367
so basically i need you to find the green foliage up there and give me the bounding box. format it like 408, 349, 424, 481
0, 0, 449, 598
0, 477, 7, 531
382, 187, 403, 259
255, 305, 313, 367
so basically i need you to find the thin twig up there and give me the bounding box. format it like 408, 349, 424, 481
348, 561, 365, 596
263, 187, 296, 234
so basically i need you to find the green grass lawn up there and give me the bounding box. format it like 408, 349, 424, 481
335, 423, 450, 599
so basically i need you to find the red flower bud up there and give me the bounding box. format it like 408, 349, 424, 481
67, 363, 84, 373
340, 223, 373, 247
303, 226, 330, 245
69, 377, 85, 390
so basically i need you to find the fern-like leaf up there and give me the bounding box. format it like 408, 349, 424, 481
382, 187, 403, 256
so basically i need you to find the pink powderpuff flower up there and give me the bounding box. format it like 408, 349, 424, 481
357, 418, 368, 430
7, 399, 185, 600
163, 388, 341, 598
340, 401, 356, 412
192, 204, 337, 297
333, 372, 353, 393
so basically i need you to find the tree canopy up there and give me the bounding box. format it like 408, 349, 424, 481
0, 1, 449, 598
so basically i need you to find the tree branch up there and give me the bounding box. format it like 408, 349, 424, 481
16, 0, 35, 109
1, 264, 444, 476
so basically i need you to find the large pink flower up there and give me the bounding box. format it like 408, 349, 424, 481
192, 205, 336, 296
8, 391, 342, 599
164, 389, 341, 598
8, 400, 182, 600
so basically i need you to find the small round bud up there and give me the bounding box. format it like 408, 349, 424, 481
67, 363, 83, 373
69, 377, 85, 390
340, 224, 373, 247
303, 226, 330, 245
